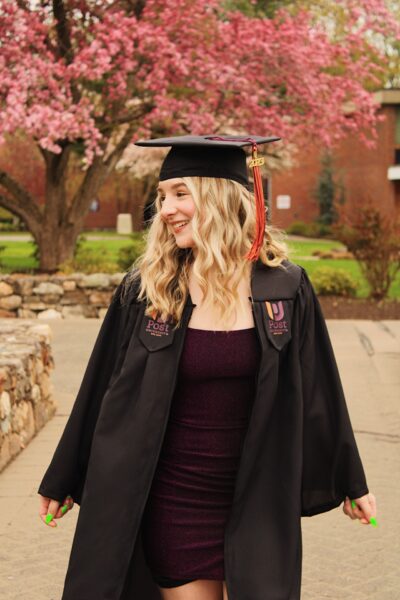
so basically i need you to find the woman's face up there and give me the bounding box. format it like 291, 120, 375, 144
158, 178, 196, 249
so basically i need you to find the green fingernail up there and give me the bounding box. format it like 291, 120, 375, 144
45, 513, 54, 524
369, 517, 378, 527
61, 505, 68, 515
351, 500, 356, 509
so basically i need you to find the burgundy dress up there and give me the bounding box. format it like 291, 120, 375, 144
141, 326, 260, 588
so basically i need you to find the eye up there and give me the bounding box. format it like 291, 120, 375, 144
158, 190, 188, 203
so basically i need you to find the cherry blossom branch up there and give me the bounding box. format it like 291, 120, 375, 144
96, 102, 155, 134
53, 0, 74, 63
0, 0, 398, 165
39, 142, 72, 184
67, 156, 109, 224
15, 0, 29, 10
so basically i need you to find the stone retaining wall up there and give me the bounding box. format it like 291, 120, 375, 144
0, 273, 125, 319
0, 320, 55, 472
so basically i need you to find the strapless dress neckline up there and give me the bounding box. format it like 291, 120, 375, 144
187, 327, 255, 333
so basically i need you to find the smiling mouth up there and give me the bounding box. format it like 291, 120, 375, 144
172, 221, 190, 233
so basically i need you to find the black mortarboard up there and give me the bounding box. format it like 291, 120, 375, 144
134, 134, 281, 261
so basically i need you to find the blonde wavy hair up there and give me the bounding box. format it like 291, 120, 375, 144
121, 176, 288, 331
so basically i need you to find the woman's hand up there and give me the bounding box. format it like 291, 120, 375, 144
39, 494, 74, 528
343, 493, 377, 525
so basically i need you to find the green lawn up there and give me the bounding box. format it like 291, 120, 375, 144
295, 258, 400, 298
287, 238, 345, 257
78, 239, 135, 260
287, 239, 399, 299
0, 235, 398, 299
0, 241, 38, 271
0, 238, 133, 272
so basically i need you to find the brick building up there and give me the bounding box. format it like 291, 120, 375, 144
84, 89, 400, 231
269, 88, 400, 230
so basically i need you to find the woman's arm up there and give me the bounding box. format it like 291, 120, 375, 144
296, 269, 376, 520
37, 275, 140, 506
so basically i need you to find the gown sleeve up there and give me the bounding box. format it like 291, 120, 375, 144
37, 274, 140, 505
297, 268, 369, 517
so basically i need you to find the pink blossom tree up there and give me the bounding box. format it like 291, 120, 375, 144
0, 0, 397, 270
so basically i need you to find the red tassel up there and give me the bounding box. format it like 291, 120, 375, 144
245, 143, 266, 262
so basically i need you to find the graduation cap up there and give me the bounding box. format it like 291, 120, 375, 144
135, 134, 281, 261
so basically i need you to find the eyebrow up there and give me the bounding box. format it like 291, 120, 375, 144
157, 183, 188, 192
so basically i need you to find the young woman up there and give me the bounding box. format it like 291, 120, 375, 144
38, 136, 376, 600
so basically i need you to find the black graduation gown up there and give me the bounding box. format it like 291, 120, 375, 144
37, 260, 369, 600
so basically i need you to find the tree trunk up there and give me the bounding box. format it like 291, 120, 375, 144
35, 147, 112, 272
0, 123, 143, 272
36, 221, 81, 272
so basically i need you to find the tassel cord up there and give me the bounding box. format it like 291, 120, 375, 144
245, 144, 266, 262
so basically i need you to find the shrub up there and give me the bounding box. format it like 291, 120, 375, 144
0, 243, 6, 268
310, 267, 358, 297
117, 233, 147, 270
316, 223, 333, 238
286, 221, 312, 236
335, 207, 400, 300
314, 151, 339, 226
0, 221, 24, 232
312, 248, 353, 260
59, 245, 119, 274
29, 239, 40, 262
286, 220, 332, 238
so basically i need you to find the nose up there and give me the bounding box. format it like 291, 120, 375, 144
159, 196, 179, 219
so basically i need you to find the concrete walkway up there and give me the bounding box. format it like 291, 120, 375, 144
0, 319, 399, 600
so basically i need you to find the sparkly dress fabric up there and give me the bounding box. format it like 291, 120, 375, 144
141, 326, 261, 587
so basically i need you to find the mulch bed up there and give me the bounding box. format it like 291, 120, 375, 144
318, 296, 400, 320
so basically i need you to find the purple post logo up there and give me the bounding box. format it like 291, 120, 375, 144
145, 314, 171, 338
139, 309, 177, 351
265, 301, 289, 336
